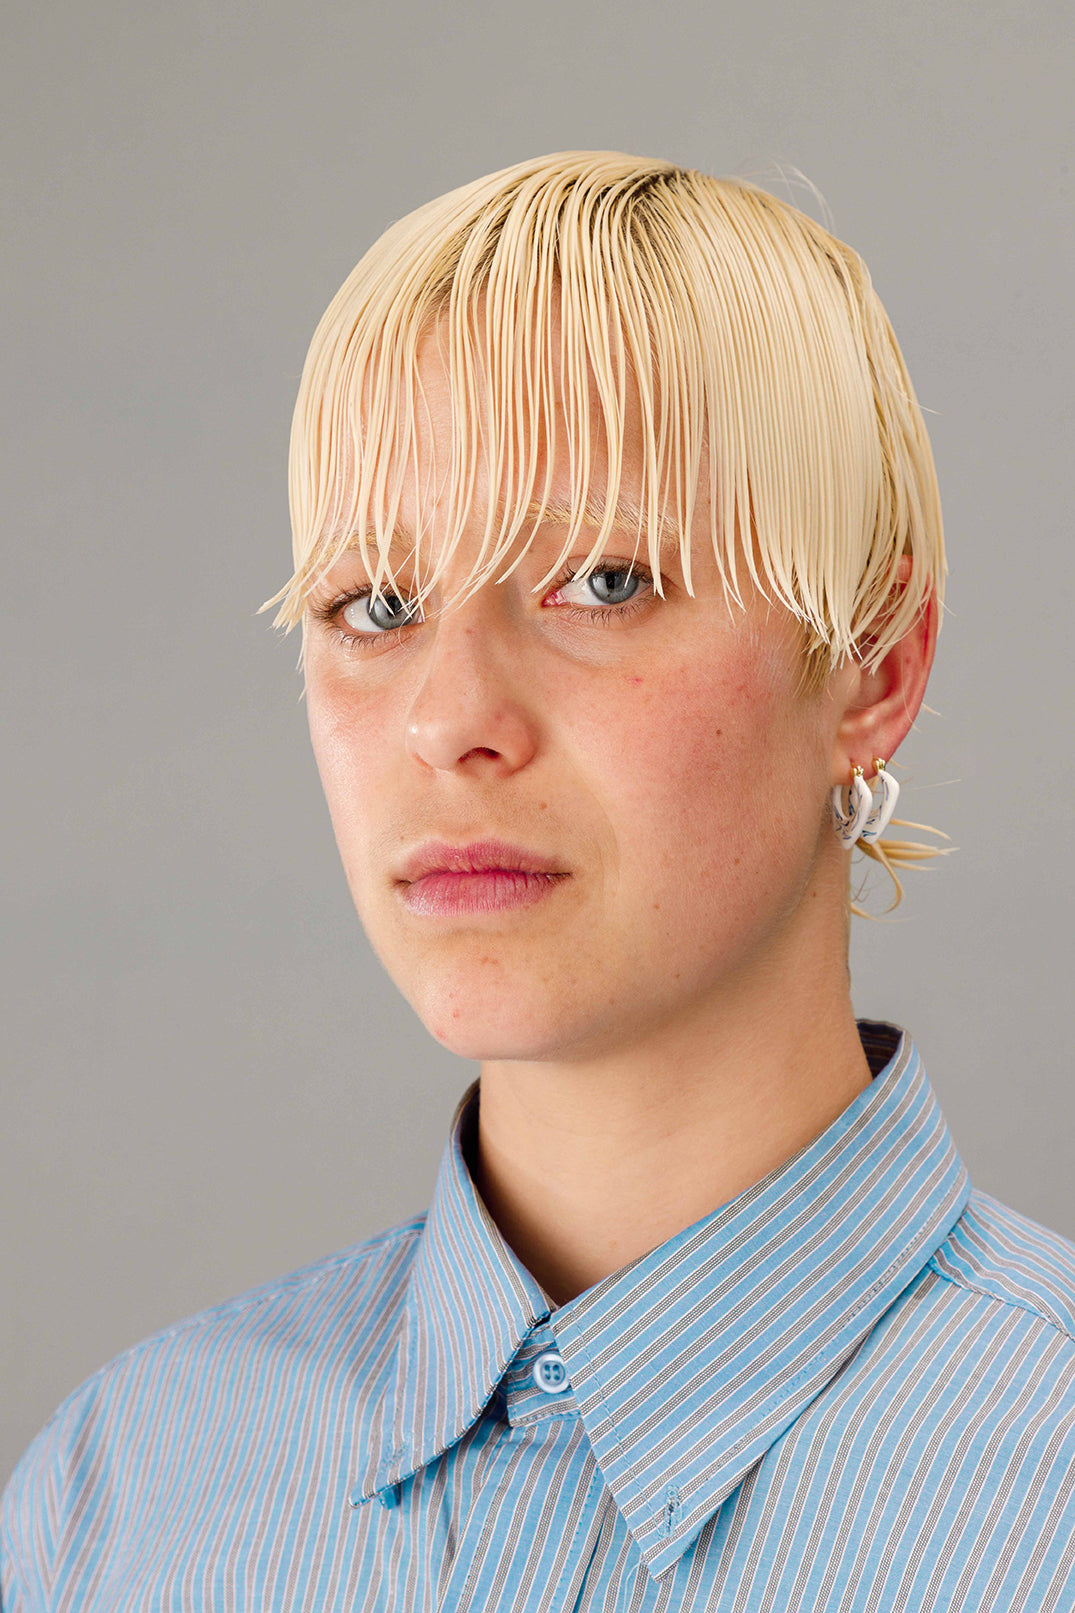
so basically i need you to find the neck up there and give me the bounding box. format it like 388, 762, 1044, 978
472, 868, 871, 1308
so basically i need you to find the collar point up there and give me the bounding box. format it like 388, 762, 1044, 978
349, 1476, 406, 1510
640, 1534, 697, 1582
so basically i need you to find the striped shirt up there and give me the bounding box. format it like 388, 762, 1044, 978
4, 1021, 1075, 1610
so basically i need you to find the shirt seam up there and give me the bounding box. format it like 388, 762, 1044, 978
926, 1255, 1075, 1345
509, 1406, 581, 1428
64, 1220, 427, 1401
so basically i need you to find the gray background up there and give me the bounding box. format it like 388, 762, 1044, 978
4, 0, 1072, 1483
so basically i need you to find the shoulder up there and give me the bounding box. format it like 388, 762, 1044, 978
63, 1210, 426, 1407
929, 1188, 1075, 1344
12, 1211, 426, 1441
1, 1215, 425, 1602
879, 1192, 1075, 1530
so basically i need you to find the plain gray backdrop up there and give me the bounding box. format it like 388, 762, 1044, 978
4, 0, 1073, 1483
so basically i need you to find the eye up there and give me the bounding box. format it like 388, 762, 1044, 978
545, 560, 657, 625
551, 563, 653, 610
307, 584, 422, 654
342, 589, 420, 636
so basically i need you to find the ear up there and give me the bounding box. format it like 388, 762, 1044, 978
830, 557, 939, 783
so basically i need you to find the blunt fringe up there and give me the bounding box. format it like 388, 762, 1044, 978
258, 150, 952, 914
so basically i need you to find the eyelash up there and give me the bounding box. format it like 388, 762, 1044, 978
307, 561, 658, 656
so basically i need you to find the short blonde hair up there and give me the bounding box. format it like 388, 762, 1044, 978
259, 149, 951, 908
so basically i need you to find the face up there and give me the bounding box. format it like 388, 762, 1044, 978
301, 329, 844, 1065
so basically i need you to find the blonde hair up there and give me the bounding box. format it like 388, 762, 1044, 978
258, 150, 951, 911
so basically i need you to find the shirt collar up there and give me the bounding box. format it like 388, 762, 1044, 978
351, 1022, 971, 1579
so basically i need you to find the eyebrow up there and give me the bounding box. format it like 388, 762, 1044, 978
523, 498, 684, 554
336, 497, 685, 557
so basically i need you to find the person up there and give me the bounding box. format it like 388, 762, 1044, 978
3, 150, 1074, 1612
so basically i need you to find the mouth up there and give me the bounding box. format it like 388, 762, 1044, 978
396, 840, 570, 917
397, 839, 566, 884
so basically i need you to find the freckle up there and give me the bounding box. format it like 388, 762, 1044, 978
715, 729, 722, 736
733, 857, 740, 866
538, 801, 547, 810
653, 902, 660, 910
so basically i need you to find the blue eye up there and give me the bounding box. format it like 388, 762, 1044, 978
344, 590, 421, 636
560, 567, 649, 607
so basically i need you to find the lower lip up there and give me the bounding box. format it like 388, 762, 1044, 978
400, 870, 569, 916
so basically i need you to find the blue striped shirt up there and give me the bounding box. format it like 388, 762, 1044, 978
4, 1022, 1075, 1610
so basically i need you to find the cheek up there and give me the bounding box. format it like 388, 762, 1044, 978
306, 684, 389, 843
606, 657, 818, 892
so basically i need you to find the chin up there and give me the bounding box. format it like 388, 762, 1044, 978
422, 1007, 562, 1063
409, 980, 584, 1064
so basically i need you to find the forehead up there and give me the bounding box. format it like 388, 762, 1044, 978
342, 315, 704, 566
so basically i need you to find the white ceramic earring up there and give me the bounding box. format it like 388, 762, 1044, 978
859, 758, 900, 844
831, 765, 872, 848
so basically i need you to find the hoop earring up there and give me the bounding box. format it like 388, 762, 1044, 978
859, 758, 900, 844
831, 765, 872, 848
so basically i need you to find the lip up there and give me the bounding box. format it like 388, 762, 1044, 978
397, 839, 565, 884
396, 839, 569, 918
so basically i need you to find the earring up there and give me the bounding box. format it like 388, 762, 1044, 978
831, 765, 872, 848
859, 758, 900, 844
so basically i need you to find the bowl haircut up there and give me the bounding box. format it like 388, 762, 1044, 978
260, 151, 950, 907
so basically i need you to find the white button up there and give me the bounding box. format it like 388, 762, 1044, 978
532, 1351, 570, 1394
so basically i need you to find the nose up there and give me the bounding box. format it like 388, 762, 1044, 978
404, 592, 539, 776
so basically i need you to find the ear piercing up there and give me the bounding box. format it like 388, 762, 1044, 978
831, 760, 900, 848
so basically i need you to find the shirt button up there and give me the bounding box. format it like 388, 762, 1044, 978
532, 1351, 570, 1394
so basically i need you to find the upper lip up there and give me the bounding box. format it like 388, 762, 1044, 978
397, 839, 566, 883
